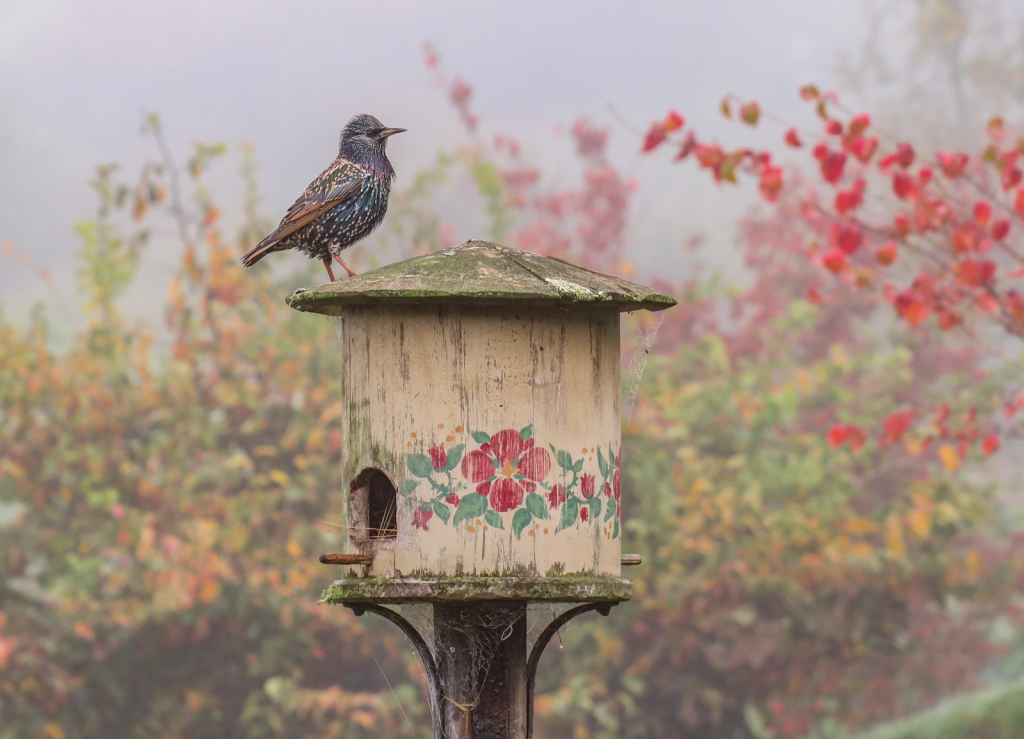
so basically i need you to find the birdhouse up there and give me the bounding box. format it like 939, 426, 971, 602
288, 241, 674, 738
289, 240, 674, 584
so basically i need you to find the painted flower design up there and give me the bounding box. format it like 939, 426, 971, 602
462, 429, 552, 513
413, 508, 433, 530
547, 484, 567, 510
428, 443, 448, 471
580, 473, 596, 500
603, 454, 621, 502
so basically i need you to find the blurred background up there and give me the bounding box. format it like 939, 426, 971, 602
4, 1, 1024, 737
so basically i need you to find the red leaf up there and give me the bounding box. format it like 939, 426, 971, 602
784, 128, 802, 148
892, 171, 915, 199
821, 249, 847, 273
1016, 188, 1024, 220
894, 212, 911, 237
739, 101, 761, 126
937, 309, 962, 330
848, 113, 871, 136
1006, 290, 1024, 325
827, 425, 848, 448
918, 167, 933, 186
988, 116, 1005, 140
973, 200, 993, 227
882, 409, 915, 444
951, 223, 981, 254
953, 259, 996, 287
813, 143, 829, 161
663, 110, 685, 132
673, 132, 697, 161
937, 151, 969, 178
894, 290, 930, 326
820, 151, 847, 184
641, 123, 667, 152
992, 219, 1010, 240
835, 178, 866, 215
875, 242, 898, 265
799, 84, 820, 101
847, 426, 867, 451
806, 285, 823, 303
830, 222, 863, 254
982, 433, 1000, 456
825, 119, 843, 135
896, 142, 915, 168
1005, 395, 1024, 419
847, 135, 878, 163
758, 165, 784, 202
1003, 167, 1022, 190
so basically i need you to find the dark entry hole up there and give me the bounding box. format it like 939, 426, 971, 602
365, 470, 397, 539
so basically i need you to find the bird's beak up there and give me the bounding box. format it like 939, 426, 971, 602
379, 127, 407, 139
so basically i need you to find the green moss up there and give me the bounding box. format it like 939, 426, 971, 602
319, 575, 632, 605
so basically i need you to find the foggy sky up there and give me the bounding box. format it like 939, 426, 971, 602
0, 0, 863, 332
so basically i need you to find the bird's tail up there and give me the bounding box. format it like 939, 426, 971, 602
240, 234, 282, 268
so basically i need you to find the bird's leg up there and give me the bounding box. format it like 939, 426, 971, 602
322, 257, 337, 282
332, 254, 357, 277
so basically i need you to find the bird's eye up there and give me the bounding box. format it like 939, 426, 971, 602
369, 128, 382, 137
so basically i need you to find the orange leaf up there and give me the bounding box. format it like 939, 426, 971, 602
938, 444, 961, 471
73, 621, 95, 642
973, 200, 992, 227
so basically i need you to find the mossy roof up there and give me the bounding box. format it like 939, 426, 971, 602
286, 240, 677, 314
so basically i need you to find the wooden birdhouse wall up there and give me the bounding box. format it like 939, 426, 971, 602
339, 304, 624, 578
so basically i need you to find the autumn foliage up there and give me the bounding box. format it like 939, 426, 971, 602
2, 50, 1024, 739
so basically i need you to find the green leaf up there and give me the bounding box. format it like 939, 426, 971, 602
433, 501, 451, 524
398, 479, 418, 497
572, 458, 584, 474
453, 493, 488, 527
588, 497, 602, 520
470, 430, 491, 445
519, 424, 533, 441
484, 509, 504, 530
406, 454, 433, 478
554, 447, 574, 471
525, 492, 550, 520
597, 447, 610, 478
512, 509, 533, 539
555, 498, 580, 533
604, 497, 617, 522
444, 444, 465, 472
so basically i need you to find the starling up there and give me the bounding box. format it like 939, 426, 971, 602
241, 114, 406, 281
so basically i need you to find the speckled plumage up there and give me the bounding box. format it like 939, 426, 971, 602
241, 114, 405, 280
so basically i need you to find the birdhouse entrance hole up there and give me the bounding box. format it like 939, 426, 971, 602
351, 468, 397, 539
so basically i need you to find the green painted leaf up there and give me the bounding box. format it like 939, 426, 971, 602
470, 430, 491, 444
604, 497, 616, 522
588, 497, 602, 520
444, 444, 465, 472
519, 425, 533, 441
484, 509, 504, 530
525, 492, 550, 520
433, 501, 451, 524
612, 515, 619, 539
453, 493, 488, 527
554, 448, 574, 471
420, 502, 433, 511
597, 447, 610, 477
398, 479, 418, 497
512, 509, 533, 539
572, 458, 584, 474
555, 498, 580, 533
406, 454, 433, 478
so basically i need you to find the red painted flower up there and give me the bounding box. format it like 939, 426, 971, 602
547, 484, 567, 510
581, 507, 590, 522
413, 508, 433, 531
603, 455, 621, 502
428, 443, 448, 471
444, 493, 460, 506
461, 429, 552, 513
580, 473, 596, 499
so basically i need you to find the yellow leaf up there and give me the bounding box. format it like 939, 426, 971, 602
907, 509, 931, 540
44, 724, 65, 739
966, 549, 984, 583
226, 454, 253, 470
885, 516, 906, 557
845, 517, 878, 535
286, 540, 302, 558
904, 437, 922, 456
198, 579, 221, 604
73, 621, 95, 642
253, 445, 278, 458
268, 469, 291, 486
938, 444, 961, 471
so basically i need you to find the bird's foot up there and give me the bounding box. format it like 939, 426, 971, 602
332, 254, 357, 277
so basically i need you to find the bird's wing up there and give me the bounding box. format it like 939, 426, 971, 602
270, 163, 366, 244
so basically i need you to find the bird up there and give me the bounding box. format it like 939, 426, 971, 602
241, 114, 406, 281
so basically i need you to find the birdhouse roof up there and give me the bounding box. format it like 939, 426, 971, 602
286, 240, 677, 314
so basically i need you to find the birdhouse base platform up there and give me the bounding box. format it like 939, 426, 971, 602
321, 575, 632, 605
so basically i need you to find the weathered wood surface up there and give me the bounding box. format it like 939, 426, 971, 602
286, 240, 677, 313
321, 576, 633, 604
338, 304, 624, 578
